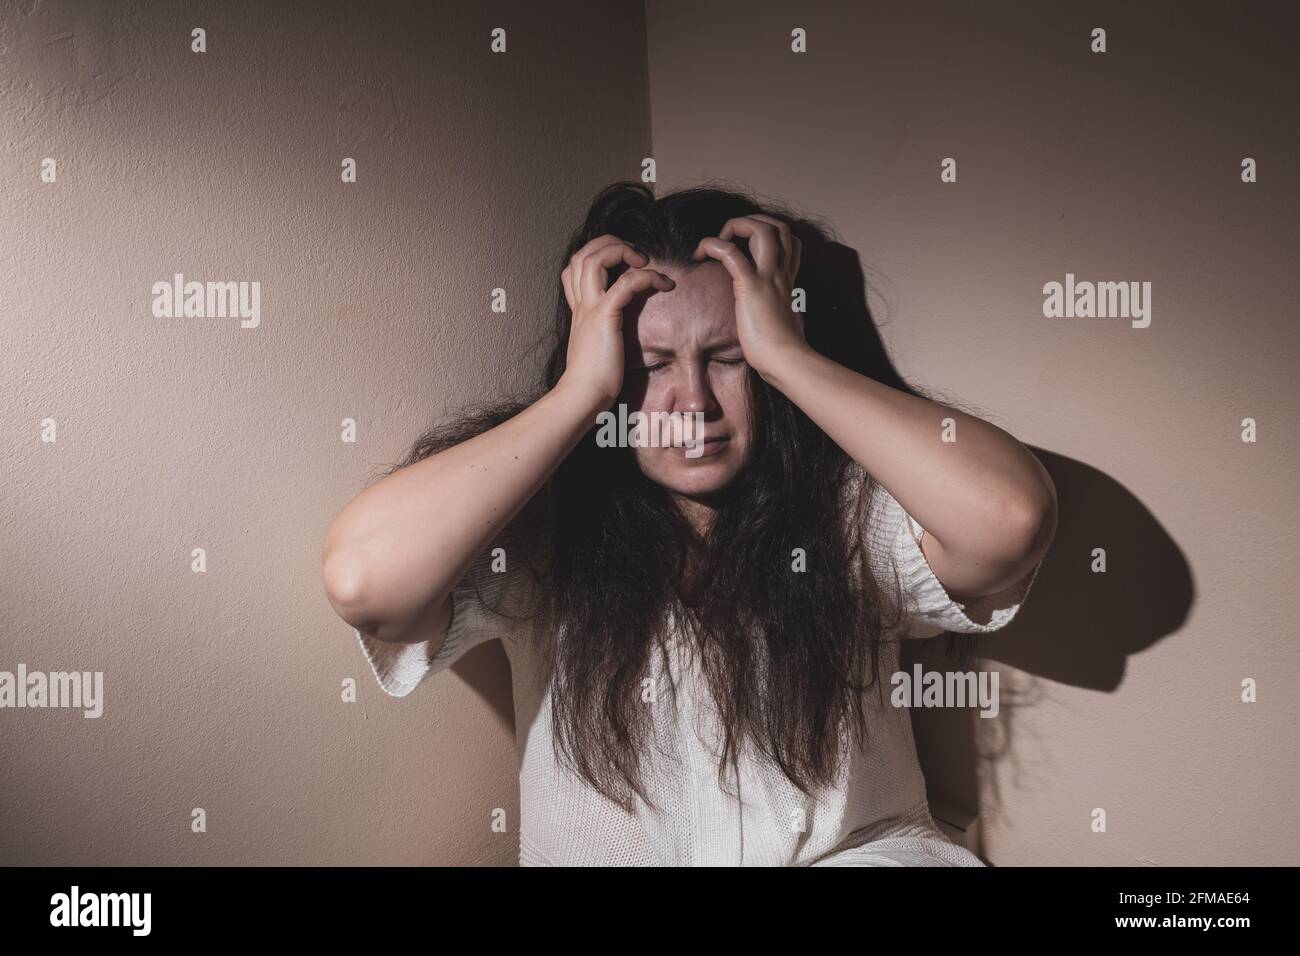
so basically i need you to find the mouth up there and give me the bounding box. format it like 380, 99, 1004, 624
687, 435, 729, 458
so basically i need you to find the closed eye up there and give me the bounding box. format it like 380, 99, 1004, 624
634, 358, 743, 374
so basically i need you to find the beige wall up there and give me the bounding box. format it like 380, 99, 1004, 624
2, 0, 1295, 866
645, 0, 1298, 865
0, 0, 648, 865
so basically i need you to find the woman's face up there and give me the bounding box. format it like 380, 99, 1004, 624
618, 259, 754, 499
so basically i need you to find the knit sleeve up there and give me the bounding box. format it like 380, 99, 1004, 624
354, 526, 535, 698
867, 480, 1041, 639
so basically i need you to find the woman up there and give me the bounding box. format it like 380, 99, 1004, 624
321, 182, 1056, 866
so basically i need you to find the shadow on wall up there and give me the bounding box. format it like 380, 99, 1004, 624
907, 449, 1195, 862
416, 217, 1197, 855
450, 640, 515, 732
800, 225, 1192, 857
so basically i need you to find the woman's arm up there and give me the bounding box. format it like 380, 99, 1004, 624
761, 346, 1056, 599
694, 216, 1056, 601
321, 236, 674, 646
321, 382, 603, 645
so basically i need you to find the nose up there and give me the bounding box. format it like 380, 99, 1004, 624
674, 358, 718, 415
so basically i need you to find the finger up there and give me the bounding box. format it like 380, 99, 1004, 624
568, 235, 644, 311
692, 235, 757, 285
747, 214, 794, 282
579, 241, 649, 313
717, 216, 785, 281
725, 214, 793, 282
561, 265, 576, 312
601, 268, 675, 318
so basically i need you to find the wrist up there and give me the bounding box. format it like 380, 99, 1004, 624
550, 376, 617, 419
750, 341, 819, 392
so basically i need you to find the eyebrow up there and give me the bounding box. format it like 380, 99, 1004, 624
639, 340, 742, 356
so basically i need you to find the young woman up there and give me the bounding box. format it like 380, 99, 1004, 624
321, 182, 1056, 866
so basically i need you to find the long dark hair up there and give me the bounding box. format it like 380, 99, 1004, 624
383, 181, 960, 813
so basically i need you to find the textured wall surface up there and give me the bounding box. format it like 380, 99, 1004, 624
2, 0, 1296, 867
0, 0, 649, 865
645, 0, 1298, 865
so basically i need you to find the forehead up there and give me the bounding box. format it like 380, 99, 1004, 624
630, 259, 735, 346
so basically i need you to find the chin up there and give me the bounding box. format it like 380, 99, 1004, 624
638, 447, 745, 498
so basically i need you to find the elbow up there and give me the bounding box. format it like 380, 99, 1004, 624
1006, 474, 1058, 566
321, 547, 378, 633
322, 545, 434, 643
321, 509, 379, 631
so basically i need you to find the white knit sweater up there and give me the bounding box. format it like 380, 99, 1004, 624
356, 471, 1039, 866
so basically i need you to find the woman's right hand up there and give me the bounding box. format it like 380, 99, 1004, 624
558, 235, 676, 408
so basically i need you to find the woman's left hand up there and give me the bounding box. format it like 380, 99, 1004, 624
692, 214, 806, 381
